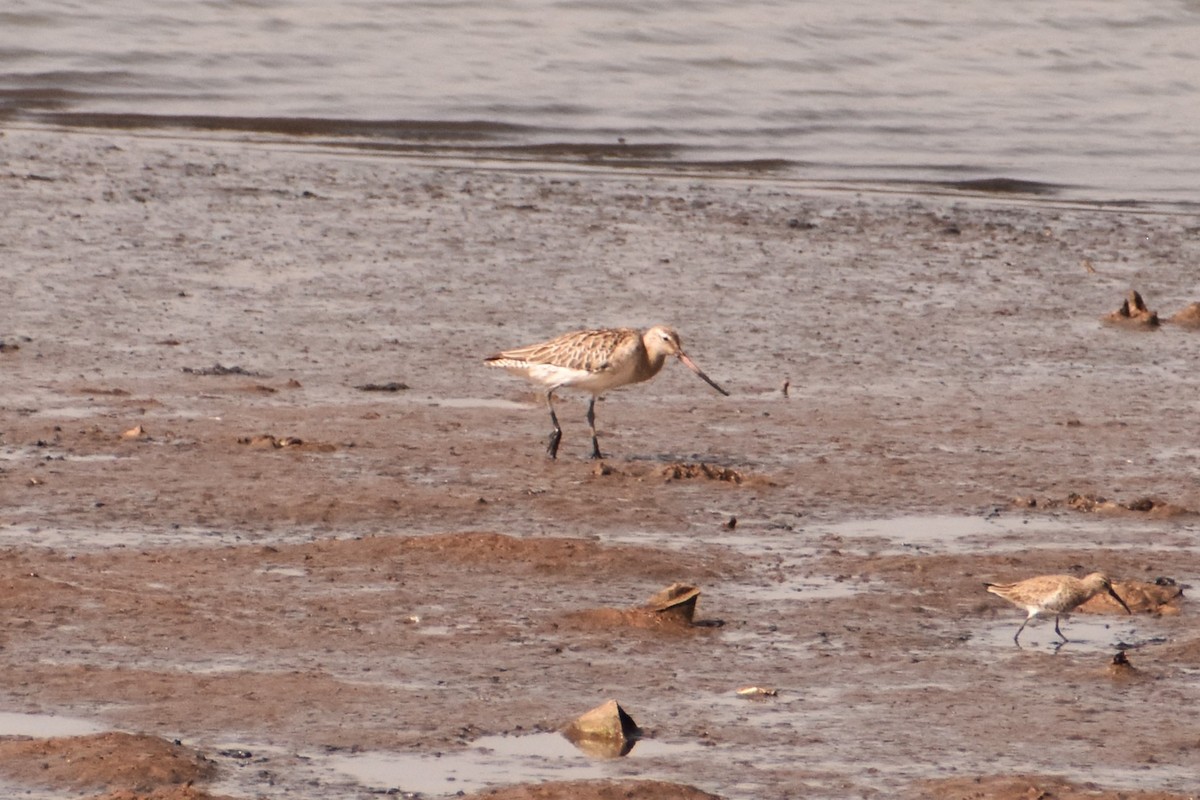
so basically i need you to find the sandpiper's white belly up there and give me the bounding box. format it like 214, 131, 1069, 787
515, 357, 643, 394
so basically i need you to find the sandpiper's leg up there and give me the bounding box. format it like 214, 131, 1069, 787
586, 396, 603, 460
1053, 615, 1068, 642
545, 390, 563, 459
1012, 617, 1030, 646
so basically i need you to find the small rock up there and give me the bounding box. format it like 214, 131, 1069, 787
562, 699, 640, 753
121, 425, 147, 439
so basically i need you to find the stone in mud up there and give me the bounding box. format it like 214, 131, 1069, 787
561, 699, 640, 756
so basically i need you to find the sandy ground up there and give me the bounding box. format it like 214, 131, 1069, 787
1, 124, 1200, 799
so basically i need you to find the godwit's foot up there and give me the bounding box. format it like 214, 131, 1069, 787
546, 429, 562, 459
589, 443, 604, 460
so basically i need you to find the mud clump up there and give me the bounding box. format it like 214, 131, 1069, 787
562, 583, 716, 632
915, 774, 1192, 800
236, 434, 336, 451
1102, 289, 1159, 327
1013, 493, 1195, 518
1168, 301, 1200, 327
181, 363, 263, 377
591, 461, 765, 486
94, 788, 234, 800
644, 582, 701, 623
1101, 290, 1200, 331
1106, 650, 1140, 681
0, 733, 218, 795
660, 462, 746, 484
1078, 577, 1184, 615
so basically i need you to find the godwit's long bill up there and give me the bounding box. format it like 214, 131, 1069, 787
485, 325, 729, 459
985, 571, 1131, 645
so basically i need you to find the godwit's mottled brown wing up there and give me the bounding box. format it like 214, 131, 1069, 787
487, 328, 640, 374
986, 574, 1081, 613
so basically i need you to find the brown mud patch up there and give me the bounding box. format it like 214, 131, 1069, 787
1013, 493, 1196, 518
95, 789, 233, 800
809, 548, 1190, 628
591, 460, 766, 486
914, 774, 1193, 800
391, 531, 733, 581
0, 733, 219, 796
1077, 578, 1183, 615
560, 584, 721, 633
1168, 301, 1200, 327
235, 433, 337, 451
561, 604, 710, 632
462, 779, 723, 800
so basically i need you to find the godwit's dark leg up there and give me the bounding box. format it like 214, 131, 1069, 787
1053, 615, 1068, 642
586, 396, 603, 460
545, 390, 563, 459
1013, 617, 1031, 646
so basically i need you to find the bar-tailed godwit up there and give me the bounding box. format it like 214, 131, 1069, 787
985, 572, 1131, 645
485, 325, 729, 459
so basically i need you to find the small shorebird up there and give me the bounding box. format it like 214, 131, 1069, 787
484, 325, 729, 459
985, 572, 1132, 645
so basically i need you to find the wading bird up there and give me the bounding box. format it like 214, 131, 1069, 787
985, 572, 1131, 645
485, 325, 729, 459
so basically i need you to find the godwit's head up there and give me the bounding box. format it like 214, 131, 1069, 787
1082, 572, 1132, 614
642, 325, 684, 360
642, 325, 730, 397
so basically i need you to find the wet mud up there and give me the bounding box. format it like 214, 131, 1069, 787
2, 125, 1200, 799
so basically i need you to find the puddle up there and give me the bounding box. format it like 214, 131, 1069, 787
805, 513, 1200, 555
0, 521, 341, 551
28, 406, 119, 420
0, 711, 106, 738
423, 397, 530, 410
255, 565, 309, 578
331, 731, 702, 795
740, 575, 882, 601
0, 447, 120, 463
974, 615, 1147, 654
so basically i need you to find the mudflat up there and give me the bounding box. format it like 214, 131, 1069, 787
1, 125, 1198, 799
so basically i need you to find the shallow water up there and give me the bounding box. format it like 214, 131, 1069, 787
331, 732, 703, 795
0, 711, 104, 738
2, 0, 1199, 203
